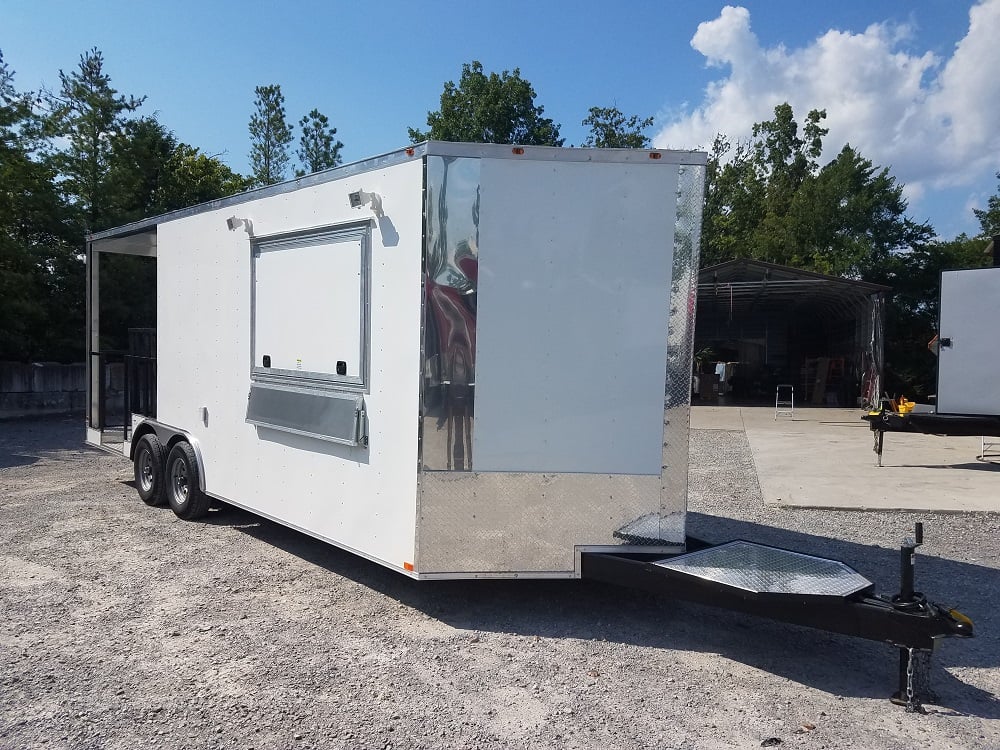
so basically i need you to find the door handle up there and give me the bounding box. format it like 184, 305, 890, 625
940, 337, 953, 348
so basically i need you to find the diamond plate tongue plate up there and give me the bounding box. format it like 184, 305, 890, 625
654, 541, 872, 597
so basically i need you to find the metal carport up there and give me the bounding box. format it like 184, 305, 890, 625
695, 259, 889, 407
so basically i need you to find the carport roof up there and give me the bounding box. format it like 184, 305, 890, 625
697, 259, 889, 318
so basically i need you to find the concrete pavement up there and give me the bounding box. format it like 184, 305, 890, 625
691, 405, 1000, 512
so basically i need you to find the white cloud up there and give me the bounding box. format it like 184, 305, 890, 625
655, 1, 1000, 222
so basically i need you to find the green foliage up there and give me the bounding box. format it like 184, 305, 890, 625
701, 134, 764, 267
296, 109, 343, 176
1, 47, 248, 362
409, 61, 562, 146
581, 106, 653, 148
106, 117, 248, 221
974, 172, 1000, 237
44, 47, 145, 232
159, 144, 248, 207
104, 116, 178, 225
249, 84, 292, 186
702, 103, 931, 277
0, 50, 82, 361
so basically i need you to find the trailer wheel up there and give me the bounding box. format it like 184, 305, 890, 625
165, 442, 211, 520
133, 434, 166, 506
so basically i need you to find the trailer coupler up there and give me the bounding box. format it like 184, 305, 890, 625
582, 524, 973, 711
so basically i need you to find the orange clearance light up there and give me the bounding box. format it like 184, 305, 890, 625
649, 152, 662, 160
405, 147, 415, 156
511, 147, 525, 155
403, 561, 414, 572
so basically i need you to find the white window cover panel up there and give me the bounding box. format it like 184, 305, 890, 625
472, 159, 678, 475
252, 224, 369, 387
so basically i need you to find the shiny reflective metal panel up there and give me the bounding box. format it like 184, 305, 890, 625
421, 156, 481, 471
246, 382, 362, 446
417, 471, 685, 573
655, 541, 873, 597
417, 153, 705, 575
659, 164, 705, 542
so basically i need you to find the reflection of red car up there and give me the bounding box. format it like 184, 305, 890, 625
426, 271, 477, 386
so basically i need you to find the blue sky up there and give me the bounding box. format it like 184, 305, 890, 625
4, 1, 998, 239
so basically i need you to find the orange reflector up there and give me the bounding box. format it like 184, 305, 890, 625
405, 147, 415, 156
649, 152, 662, 159
512, 147, 525, 155
403, 561, 414, 572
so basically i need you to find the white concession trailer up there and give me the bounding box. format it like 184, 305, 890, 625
86, 142, 706, 578
86, 141, 974, 706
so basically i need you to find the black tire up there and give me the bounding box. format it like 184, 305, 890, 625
164, 442, 211, 520
133, 434, 166, 506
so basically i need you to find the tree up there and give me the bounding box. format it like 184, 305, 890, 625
159, 144, 248, 208
750, 105, 828, 266
249, 84, 292, 186
45, 47, 145, 232
700, 103, 930, 276
0, 51, 82, 361
104, 116, 178, 224
974, 172, 1000, 237
106, 117, 248, 221
409, 61, 562, 146
701, 134, 764, 267
581, 106, 653, 148
296, 109, 343, 175
2, 47, 249, 363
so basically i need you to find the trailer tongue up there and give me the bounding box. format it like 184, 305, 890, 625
583, 525, 973, 712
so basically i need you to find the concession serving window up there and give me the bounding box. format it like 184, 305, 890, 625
246, 222, 371, 445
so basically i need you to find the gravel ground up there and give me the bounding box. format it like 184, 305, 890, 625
1, 415, 998, 749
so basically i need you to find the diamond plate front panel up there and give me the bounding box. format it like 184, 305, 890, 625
660, 163, 704, 542
655, 541, 872, 597
417, 471, 684, 574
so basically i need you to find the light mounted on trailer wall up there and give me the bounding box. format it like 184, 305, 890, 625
348, 190, 384, 218
226, 216, 254, 235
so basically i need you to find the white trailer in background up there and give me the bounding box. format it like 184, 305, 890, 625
86, 142, 706, 578
865, 264, 1000, 464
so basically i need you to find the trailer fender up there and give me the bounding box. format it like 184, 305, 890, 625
129, 419, 207, 492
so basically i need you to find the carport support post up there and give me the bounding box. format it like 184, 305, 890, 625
86, 244, 101, 431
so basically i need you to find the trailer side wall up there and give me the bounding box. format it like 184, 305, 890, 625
156, 158, 424, 571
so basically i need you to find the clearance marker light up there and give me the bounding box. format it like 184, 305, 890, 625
405, 147, 415, 156
649, 152, 662, 160
403, 562, 415, 572
511, 147, 525, 155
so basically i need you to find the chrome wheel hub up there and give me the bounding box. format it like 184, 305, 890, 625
170, 458, 189, 505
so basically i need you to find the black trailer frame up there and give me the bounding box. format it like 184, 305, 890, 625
583, 526, 972, 711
